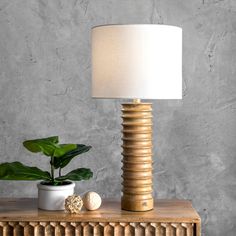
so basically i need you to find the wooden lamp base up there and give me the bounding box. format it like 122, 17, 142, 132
121, 101, 153, 211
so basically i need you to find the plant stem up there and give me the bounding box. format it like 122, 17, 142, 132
51, 155, 55, 183
59, 167, 62, 177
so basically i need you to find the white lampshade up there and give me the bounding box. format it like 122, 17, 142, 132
92, 24, 182, 99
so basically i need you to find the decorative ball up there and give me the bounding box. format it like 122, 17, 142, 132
83, 192, 102, 211
65, 195, 83, 214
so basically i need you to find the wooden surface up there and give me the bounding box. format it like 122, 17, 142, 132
0, 198, 201, 236
121, 103, 153, 211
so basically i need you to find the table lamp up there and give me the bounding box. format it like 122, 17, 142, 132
91, 24, 182, 211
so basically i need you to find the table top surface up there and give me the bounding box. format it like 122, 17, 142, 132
0, 198, 200, 223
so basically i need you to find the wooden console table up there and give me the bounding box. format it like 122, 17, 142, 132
0, 198, 201, 236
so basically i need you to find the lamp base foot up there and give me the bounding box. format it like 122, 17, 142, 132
121, 196, 154, 211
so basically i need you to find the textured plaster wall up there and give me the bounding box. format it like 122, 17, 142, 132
0, 0, 236, 235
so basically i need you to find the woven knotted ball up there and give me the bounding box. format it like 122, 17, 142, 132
65, 195, 83, 213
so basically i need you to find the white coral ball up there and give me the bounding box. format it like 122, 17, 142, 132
83, 192, 102, 211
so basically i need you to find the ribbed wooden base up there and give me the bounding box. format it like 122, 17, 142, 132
121, 103, 153, 211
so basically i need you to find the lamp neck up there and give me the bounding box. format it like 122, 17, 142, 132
133, 98, 141, 104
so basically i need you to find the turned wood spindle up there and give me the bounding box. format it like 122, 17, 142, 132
121, 102, 153, 211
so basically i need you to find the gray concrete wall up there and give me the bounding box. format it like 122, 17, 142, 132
0, 0, 236, 235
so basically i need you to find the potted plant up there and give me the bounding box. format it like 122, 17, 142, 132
0, 136, 93, 210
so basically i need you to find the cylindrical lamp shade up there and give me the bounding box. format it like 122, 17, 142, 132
92, 24, 182, 99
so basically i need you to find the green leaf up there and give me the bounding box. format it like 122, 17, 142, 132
54, 144, 91, 169
53, 144, 77, 158
23, 136, 59, 157
0, 162, 51, 181
55, 168, 93, 181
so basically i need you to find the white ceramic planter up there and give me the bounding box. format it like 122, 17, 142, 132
37, 181, 75, 210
